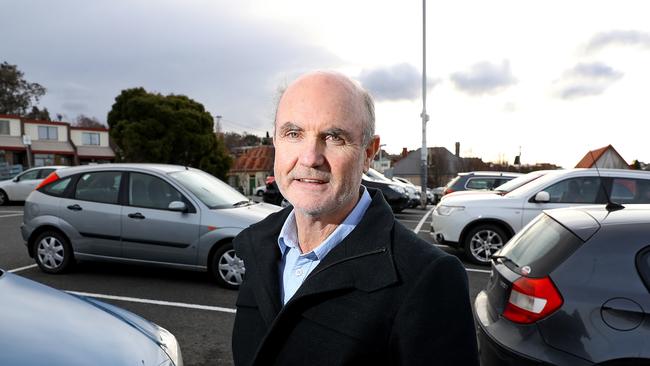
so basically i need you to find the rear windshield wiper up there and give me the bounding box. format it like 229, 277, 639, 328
490, 254, 519, 267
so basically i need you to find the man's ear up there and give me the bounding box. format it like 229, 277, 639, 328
363, 136, 381, 172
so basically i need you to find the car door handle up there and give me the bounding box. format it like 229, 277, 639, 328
67, 204, 82, 211
128, 212, 145, 219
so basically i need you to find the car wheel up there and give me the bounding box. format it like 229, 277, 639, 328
34, 230, 74, 274
0, 190, 8, 206
210, 242, 244, 290
463, 225, 508, 265
255, 190, 264, 196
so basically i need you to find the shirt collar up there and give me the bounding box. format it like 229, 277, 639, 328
277, 187, 372, 260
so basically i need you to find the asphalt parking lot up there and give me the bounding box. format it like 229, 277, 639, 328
0, 203, 490, 366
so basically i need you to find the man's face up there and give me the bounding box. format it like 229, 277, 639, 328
273, 74, 377, 218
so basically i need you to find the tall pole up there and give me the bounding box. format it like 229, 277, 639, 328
420, 0, 429, 207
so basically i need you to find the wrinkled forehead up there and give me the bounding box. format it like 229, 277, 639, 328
275, 72, 365, 133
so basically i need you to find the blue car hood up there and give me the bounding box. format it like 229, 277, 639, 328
0, 271, 170, 366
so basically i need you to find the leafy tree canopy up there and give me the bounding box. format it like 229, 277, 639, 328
25, 106, 51, 121
0, 61, 46, 115
107, 87, 232, 179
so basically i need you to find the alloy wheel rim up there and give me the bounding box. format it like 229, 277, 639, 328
218, 249, 245, 286
470, 230, 503, 262
37, 236, 65, 269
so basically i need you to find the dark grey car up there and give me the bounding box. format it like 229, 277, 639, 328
21, 164, 280, 289
475, 204, 650, 365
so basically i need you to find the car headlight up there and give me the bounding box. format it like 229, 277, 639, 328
435, 205, 465, 216
158, 326, 183, 366
389, 185, 406, 194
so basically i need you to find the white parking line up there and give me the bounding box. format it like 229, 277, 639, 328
465, 268, 491, 274
0, 210, 23, 213
413, 207, 435, 234
66, 290, 237, 314
0, 213, 23, 218
8, 264, 37, 273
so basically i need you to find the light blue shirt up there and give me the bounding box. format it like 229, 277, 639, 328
278, 188, 372, 305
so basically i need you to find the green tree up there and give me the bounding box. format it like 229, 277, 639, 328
107, 87, 232, 179
25, 106, 51, 121
0, 61, 46, 115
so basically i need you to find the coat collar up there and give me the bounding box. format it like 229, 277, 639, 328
245, 188, 398, 324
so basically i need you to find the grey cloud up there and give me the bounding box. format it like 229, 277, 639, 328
450, 60, 517, 95
358, 63, 439, 101
555, 62, 623, 100
586, 30, 650, 53
1, 0, 340, 132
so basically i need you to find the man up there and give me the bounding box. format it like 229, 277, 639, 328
232, 71, 478, 365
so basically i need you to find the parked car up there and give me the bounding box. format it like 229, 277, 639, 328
442, 171, 522, 196
21, 164, 281, 289
0, 165, 66, 205
362, 173, 410, 213
254, 184, 266, 196
440, 170, 551, 202
475, 204, 650, 365
0, 268, 182, 366
431, 168, 650, 264
392, 176, 425, 207
431, 186, 444, 204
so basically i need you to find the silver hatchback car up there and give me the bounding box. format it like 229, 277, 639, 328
21, 164, 280, 289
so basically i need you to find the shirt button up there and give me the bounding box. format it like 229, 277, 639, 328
295, 268, 304, 276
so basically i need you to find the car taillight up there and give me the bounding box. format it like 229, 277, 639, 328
503, 276, 563, 324
443, 188, 453, 195
35, 172, 60, 190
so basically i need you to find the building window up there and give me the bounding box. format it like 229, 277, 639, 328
0, 120, 9, 135
82, 132, 100, 145
38, 126, 58, 140
34, 154, 55, 167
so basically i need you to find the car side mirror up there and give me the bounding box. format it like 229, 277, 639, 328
12, 176, 20, 182
534, 191, 550, 203
168, 201, 187, 212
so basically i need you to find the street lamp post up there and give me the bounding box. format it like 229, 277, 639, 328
420, 0, 429, 208
378, 143, 386, 172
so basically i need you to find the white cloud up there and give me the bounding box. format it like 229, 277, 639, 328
450, 60, 517, 96
358, 63, 439, 101
555, 62, 623, 99
586, 30, 650, 53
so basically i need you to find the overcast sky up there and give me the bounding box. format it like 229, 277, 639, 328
3, 0, 650, 168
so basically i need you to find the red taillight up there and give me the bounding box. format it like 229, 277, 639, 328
503, 276, 563, 324
443, 188, 454, 195
35, 172, 60, 190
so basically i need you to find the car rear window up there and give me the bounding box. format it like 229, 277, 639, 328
497, 214, 583, 277
41, 177, 72, 197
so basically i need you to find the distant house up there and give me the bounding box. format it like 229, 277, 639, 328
0, 114, 116, 171
388, 147, 464, 187
70, 126, 116, 165
228, 145, 274, 195
575, 145, 629, 169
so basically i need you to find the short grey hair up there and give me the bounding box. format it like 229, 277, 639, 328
273, 72, 376, 148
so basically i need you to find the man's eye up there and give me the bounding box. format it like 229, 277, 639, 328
326, 134, 344, 143
285, 131, 300, 138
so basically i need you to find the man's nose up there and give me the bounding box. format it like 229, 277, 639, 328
298, 137, 325, 167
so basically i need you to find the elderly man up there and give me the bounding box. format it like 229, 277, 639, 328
232, 71, 478, 366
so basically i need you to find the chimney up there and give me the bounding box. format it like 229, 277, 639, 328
455, 142, 460, 157
401, 147, 408, 158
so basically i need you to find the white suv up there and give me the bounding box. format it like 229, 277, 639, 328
431, 168, 650, 264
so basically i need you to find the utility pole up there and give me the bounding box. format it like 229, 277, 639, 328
420, 0, 429, 208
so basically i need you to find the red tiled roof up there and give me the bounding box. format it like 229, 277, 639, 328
230, 145, 274, 173
575, 144, 624, 168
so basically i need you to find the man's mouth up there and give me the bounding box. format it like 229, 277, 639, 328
296, 178, 327, 184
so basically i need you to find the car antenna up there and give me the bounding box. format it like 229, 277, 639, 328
589, 151, 624, 212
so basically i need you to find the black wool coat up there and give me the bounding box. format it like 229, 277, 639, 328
232, 189, 479, 366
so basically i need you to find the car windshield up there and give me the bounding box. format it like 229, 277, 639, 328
169, 169, 250, 209
497, 171, 548, 194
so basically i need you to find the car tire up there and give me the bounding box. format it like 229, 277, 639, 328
255, 190, 264, 196
463, 224, 508, 265
34, 230, 74, 274
0, 190, 8, 206
210, 242, 244, 290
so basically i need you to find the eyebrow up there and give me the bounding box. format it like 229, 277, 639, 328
278, 122, 303, 134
